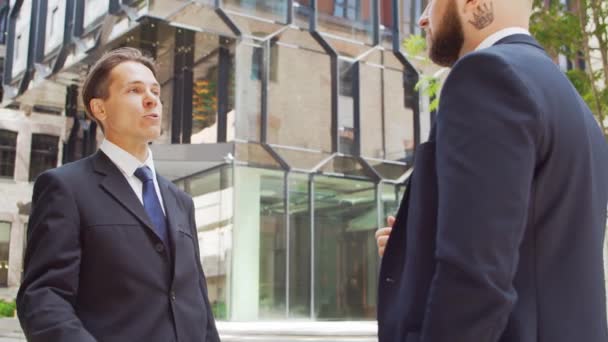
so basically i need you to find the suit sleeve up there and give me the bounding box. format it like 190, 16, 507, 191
16, 171, 97, 342
187, 197, 221, 342
420, 53, 542, 342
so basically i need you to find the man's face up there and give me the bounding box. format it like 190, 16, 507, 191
95, 61, 162, 146
419, 0, 465, 67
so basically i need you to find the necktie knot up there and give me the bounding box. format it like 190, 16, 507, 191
134, 166, 154, 183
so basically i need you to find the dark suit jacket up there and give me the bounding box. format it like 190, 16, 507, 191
17, 150, 220, 342
378, 35, 608, 342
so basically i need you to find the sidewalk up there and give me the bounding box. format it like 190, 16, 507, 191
0, 318, 378, 341
0, 288, 378, 341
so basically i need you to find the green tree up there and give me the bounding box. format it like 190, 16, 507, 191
530, 0, 608, 136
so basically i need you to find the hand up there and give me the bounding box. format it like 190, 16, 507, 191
375, 216, 395, 257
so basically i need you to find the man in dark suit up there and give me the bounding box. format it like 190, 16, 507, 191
376, 0, 608, 341
17, 47, 220, 342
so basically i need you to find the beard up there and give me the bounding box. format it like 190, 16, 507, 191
428, 0, 465, 67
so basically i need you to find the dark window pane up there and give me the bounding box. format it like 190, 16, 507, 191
313, 176, 378, 320
29, 134, 59, 181
0, 130, 17, 178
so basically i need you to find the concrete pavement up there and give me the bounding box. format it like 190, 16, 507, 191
0, 318, 378, 341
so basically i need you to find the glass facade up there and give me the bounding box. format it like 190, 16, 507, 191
0, 221, 8, 286
5, 0, 427, 322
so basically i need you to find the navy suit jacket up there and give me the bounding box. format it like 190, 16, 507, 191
378, 35, 608, 342
17, 150, 220, 342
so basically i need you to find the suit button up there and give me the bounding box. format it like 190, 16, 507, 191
170, 291, 176, 301
385, 277, 395, 283
155, 243, 164, 253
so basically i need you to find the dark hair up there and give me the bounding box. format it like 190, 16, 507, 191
81, 47, 157, 131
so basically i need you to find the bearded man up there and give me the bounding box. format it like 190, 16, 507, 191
375, 1, 608, 341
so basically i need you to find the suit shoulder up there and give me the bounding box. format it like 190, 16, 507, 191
35, 153, 97, 184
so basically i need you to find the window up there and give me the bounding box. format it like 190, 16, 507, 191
334, 0, 359, 20
0, 221, 10, 286
29, 134, 59, 181
0, 130, 17, 178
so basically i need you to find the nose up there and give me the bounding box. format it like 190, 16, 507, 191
418, 3, 430, 29
143, 89, 159, 109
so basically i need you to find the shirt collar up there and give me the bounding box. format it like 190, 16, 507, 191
99, 139, 157, 179
475, 27, 531, 51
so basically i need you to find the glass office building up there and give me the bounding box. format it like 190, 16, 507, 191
3, 0, 430, 321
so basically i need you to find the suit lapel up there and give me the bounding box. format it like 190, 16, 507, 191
93, 151, 158, 237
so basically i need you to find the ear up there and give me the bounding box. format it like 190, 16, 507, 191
90, 98, 107, 123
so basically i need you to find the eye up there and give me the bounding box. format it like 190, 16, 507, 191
128, 87, 142, 93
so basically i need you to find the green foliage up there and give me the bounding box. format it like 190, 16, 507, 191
403, 35, 427, 58
0, 300, 16, 317
403, 35, 441, 112
530, 3, 582, 60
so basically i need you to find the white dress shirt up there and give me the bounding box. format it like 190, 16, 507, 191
475, 27, 531, 51
99, 139, 166, 215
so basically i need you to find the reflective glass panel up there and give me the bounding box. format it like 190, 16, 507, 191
381, 183, 401, 221
366, 159, 408, 180
399, 0, 425, 43
45, 0, 67, 54
13, 0, 32, 77
191, 34, 236, 144
384, 67, 415, 163
359, 57, 383, 159
234, 142, 282, 169
223, 0, 289, 24
185, 166, 233, 320
317, 0, 375, 45
338, 59, 356, 155
0, 222, 9, 286
313, 176, 378, 319
258, 169, 287, 318
379, 0, 394, 49
288, 172, 311, 318
266, 33, 332, 152
293, 0, 313, 30
165, 2, 235, 37
234, 40, 263, 142
83, 0, 109, 29
319, 156, 376, 179
271, 146, 332, 172
232, 167, 286, 319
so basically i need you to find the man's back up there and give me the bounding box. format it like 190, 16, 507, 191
489, 34, 608, 341
377, 34, 608, 342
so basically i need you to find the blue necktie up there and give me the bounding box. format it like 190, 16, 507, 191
134, 166, 168, 245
